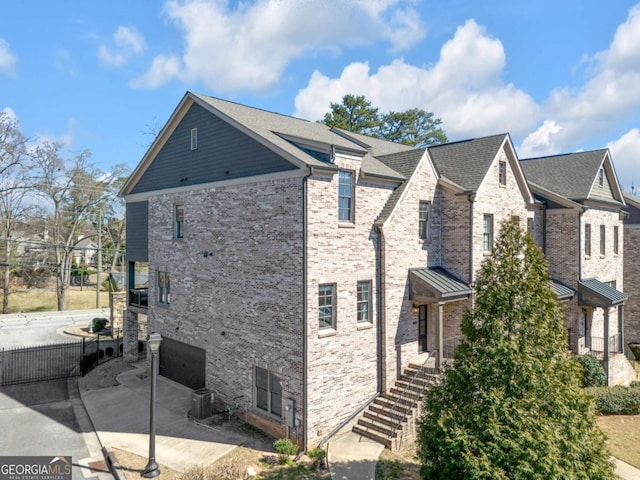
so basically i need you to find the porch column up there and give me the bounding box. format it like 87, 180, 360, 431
436, 303, 444, 369
619, 305, 625, 353
604, 308, 610, 385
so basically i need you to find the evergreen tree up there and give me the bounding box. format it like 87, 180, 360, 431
321, 94, 447, 146
417, 217, 614, 480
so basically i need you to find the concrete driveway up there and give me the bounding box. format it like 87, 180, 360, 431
81, 366, 245, 472
0, 378, 112, 479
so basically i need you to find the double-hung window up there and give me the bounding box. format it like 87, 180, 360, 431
175, 204, 184, 239
157, 271, 170, 305
419, 201, 430, 239
600, 225, 606, 256
357, 281, 371, 323
614, 226, 619, 255
585, 224, 592, 256
483, 214, 493, 252
255, 367, 282, 418
319, 284, 336, 330
338, 171, 354, 222
190, 128, 198, 150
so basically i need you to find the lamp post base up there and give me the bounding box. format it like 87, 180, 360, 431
143, 459, 161, 478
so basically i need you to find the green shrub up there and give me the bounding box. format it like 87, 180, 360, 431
575, 355, 606, 387
274, 438, 298, 464
92, 317, 107, 332
307, 447, 326, 468
630, 380, 640, 388
586, 386, 640, 415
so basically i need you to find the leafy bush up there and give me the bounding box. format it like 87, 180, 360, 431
307, 447, 326, 468
575, 355, 606, 387
92, 317, 108, 332
273, 438, 298, 464
586, 385, 640, 415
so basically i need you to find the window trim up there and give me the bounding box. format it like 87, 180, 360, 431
255, 366, 282, 418
357, 280, 372, 324
174, 203, 184, 239
419, 201, 430, 240
598, 168, 604, 187
585, 223, 592, 257
498, 160, 507, 186
600, 225, 606, 256
190, 128, 198, 150
318, 283, 336, 331
338, 170, 355, 223
483, 214, 494, 252
614, 226, 619, 255
157, 270, 170, 305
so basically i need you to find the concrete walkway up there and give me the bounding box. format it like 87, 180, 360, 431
327, 432, 385, 480
80, 365, 246, 473
615, 458, 640, 480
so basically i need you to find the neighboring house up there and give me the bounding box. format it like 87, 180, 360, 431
623, 192, 640, 345
520, 151, 634, 384
72, 237, 97, 267
120, 92, 634, 451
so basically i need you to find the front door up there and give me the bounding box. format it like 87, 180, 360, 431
418, 305, 428, 352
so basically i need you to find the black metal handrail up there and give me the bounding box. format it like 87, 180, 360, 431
387, 350, 437, 446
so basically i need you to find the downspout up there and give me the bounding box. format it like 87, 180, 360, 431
375, 225, 387, 395
302, 165, 314, 453
468, 193, 476, 285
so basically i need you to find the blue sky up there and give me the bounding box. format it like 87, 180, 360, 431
1, 0, 639, 191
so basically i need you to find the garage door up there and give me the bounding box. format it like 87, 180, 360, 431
159, 338, 206, 389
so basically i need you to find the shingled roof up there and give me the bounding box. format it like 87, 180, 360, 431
193, 93, 405, 181
624, 192, 640, 224
428, 133, 508, 191
519, 150, 607, 201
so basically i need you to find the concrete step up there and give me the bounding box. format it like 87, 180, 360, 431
356, 417, 400, 437
384, 391, 420, 409
352, 424, 393, 449
363, 410, 406, 428
394, 379, 429, 395
368, 403, 408, 423
389, 385, 423, 401
374, 396, 413, 414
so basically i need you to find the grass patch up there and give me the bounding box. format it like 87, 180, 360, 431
598, 415, 640, 469
8, 287, 110, 313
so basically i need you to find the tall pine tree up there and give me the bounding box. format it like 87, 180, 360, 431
417, 217, 614, 480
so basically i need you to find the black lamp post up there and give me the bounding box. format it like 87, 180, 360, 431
144, 332, 162, 478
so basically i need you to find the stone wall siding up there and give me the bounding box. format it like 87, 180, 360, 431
624, 226, 640, 343
147, 175, 305, 440
471, 149, 533, 282
544, 210, 580, 287
382, 157, 440, 390
305, 155, 394, 444
582, 208, 624, 340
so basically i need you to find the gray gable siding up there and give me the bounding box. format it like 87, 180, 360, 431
590, 167, 616, 202
130, 103, 297, 194
126, 201, 148, 261
624, 194, 640, 224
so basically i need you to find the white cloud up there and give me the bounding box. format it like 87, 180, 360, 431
98, 26, 146, 67
294, 20, 539, 139
33, 118, 76, 150
1, 107, 18, 123
0, 38, 17, 75
130, 54, 180, 89
607, 128, 640, 190
517, 120, 563, 158
132, 0, 424, 92
520, 4, 640, 155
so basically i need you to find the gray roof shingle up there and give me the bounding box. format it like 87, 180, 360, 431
623, 192, 640, 224
428, 134, 508, 191
520, 150, 607, 200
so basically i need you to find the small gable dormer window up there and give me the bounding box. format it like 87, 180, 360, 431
190, 128, 198, 150
598, 168, 604, 187
499, 161, 507, 186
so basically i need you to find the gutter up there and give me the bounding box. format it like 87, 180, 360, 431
302, 166, 314, 453
376, 225, 387, 394
467, 193, 476, 284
